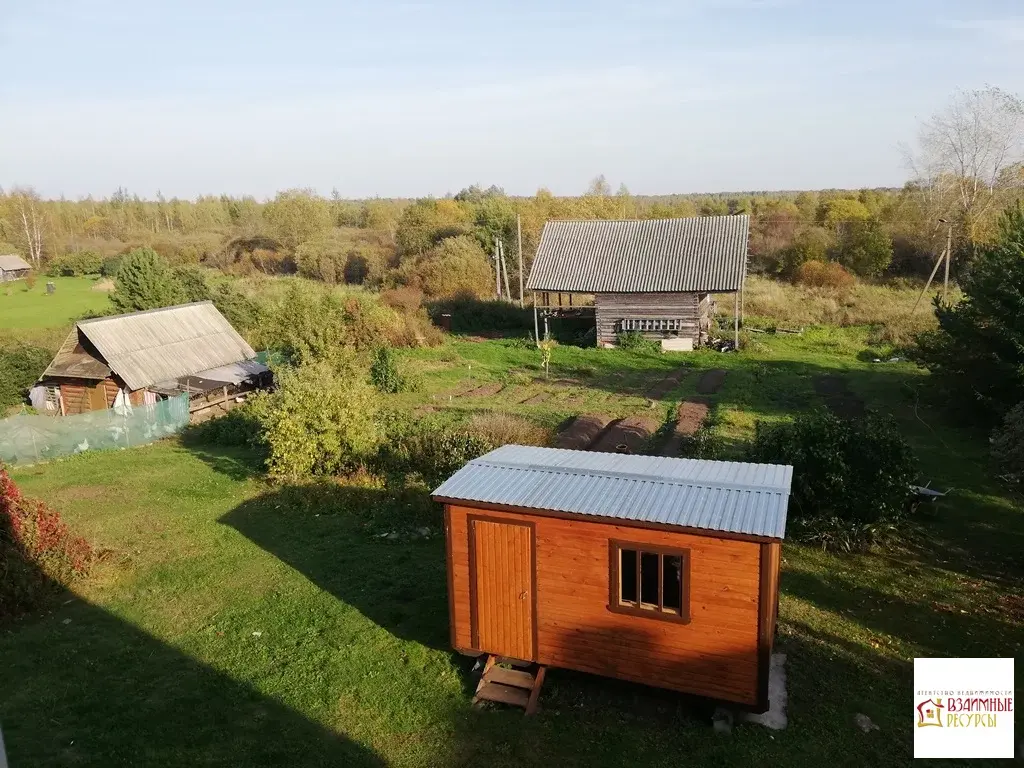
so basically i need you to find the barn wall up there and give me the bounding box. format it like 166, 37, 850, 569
593, 292, 715, 347
54, 377, 122, 414
446, 504, 765, 706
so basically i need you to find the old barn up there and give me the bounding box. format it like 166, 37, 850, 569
35, 301, 268, 420
0, 253, 32, 282
433, 445, 791, 714
526, 216, 749, 350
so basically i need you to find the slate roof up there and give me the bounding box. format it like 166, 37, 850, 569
526, 216, 749, 293
43, 302, 256, 391
433, 444, 791, 539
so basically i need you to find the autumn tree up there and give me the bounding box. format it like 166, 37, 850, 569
263, 189, 333, 249
397, 235, 493, 299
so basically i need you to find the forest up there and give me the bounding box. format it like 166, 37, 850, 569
1, 86, 1021, 305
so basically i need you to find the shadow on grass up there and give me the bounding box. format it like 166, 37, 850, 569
0, 513, 384, 768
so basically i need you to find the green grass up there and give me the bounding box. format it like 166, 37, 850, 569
3, 330, 1022, 766
0, 276, 111, 331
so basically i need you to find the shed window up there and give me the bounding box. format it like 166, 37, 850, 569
610, 540, 690, 623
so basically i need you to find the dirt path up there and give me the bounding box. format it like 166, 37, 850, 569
813, 375, 865, 418
590, 416, 661, 454
645, 367, 689, 400
660, 399, 711, 457
554, 414, 614, 450
696, 369, 728, 395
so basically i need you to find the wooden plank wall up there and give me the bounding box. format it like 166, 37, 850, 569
447, 505, 763, 706
594, 292, 713, 347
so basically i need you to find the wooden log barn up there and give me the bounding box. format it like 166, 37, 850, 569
526, 216, 749, 350
34, 301, 269, 421
433, 445, 791, 714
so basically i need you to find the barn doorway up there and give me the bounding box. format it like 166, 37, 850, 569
468, 516, 536, 661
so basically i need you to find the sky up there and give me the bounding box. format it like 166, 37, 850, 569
1, 0, 1022, 199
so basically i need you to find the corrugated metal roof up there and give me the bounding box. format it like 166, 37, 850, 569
433, 444, 791, 539
75, 301, 256, 391
0, 254, 31, 271
526, 216, 749, 293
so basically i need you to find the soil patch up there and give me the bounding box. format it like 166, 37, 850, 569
464, 382, 504, 398
591, 415, 661, 455
660, 399, 710, 457
91, 278, 115, 292
645, 366, 689, 400
813, 375, 865, 418
439, 380, 482, 399
521, 392, 550, 405
696, 369, 728, 395
554, 414, 614, 450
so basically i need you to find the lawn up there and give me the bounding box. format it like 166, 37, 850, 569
2, 329, 1022, 767
0, 276, 111, 331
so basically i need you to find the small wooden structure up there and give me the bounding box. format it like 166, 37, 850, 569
0, 253, 32, 282
527, 217, 749, 350
433, 445, 791, 714
35, 301, 268, 420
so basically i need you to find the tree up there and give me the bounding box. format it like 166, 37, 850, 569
833, 219, 893, 277
817, 197, 871, 229
8, 188, 44, 268
398, 235, 493, 299
394, 198, 472, 256
172, 266, 212, 303
110, 248, 186, 312
914, 205, 1024, 420
585, 174, 611, 197
907, 87, 1024, 244
262, 189, 333, 250
778, 227, 833, 278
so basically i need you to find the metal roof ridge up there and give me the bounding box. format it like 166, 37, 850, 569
466, 458, 790, 495
77, 300, 215, 326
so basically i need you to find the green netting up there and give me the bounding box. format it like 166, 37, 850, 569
0, 394, 190, 467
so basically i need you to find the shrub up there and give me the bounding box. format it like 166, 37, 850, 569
0, 346, 53, 411
100, 255, 123, 277
747, 409, 917, 551
46, 250, 103, 277
370, 346, 407, 393
375, 413, 494, 489
111, 247, 187, 312
254, 356, 380, 481
833, 219, 893, 277
794, 260, 856, 290
992, 402, 1024, 486
427, 295, 532, 334
616, 331, 661, 354
182, 406, 265, 452
465, 412, 549, 447
1, 463, 93, 619
396, 235, 493, 299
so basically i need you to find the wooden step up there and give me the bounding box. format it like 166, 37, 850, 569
474, 681, 531, 708
483, 666, 536, 690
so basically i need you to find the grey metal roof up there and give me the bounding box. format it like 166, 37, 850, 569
433, 444, 790, 539
74, 301, 256, 391
0, 254, 31, 271
526, 216, 749, 293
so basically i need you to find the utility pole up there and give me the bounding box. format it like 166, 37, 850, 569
912, 245, 947, 315
500, 239, 512, 302
517, 214, 524, 308
941, 219, 953, 302
494, 242, 501, 299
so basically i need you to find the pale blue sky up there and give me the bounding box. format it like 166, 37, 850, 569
2, 0, 1022, 198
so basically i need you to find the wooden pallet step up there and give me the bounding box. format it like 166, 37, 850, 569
483, 666, 536, 690
474, 681, 531, 708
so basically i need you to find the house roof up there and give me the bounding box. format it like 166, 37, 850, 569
526, 216, 749, 293
432, 444, 791, 540
43, 301, 256, 391
0, 254, 31, 271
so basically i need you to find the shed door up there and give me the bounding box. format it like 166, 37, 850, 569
469, 517, 535, 661
87, 383, 108, 411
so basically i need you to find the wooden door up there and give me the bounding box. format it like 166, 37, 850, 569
87, 383, 108, 411
469, 516, 535, 661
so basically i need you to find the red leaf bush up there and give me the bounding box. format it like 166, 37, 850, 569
1, 463, 93, 618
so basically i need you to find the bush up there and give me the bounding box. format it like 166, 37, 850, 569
111, 247, 187, 312
1, 463, 93, 619
396, 235, 493, 299
46, 250, 103, 277
747, 409, 917, 551
427, 295, 532, 334
0, 346, 53, 411
465, 412, 549, 447
182, 406, 265, 452
100, 255, 123, 277
992, 402, 1024, 486
616, 331, 661, 354
794, 260, 856, 290
370, 346, 407, 393
253, 356, 380, 481
375, 413, 494, 489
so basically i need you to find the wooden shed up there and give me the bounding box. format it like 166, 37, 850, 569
34, 301, 269, 420
0, 253, 32, 282
433, 445, 791, 714
526, 216, 749, 350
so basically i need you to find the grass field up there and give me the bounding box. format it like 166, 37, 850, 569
3, 328, 1021, 767
0, 276, 112, 331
